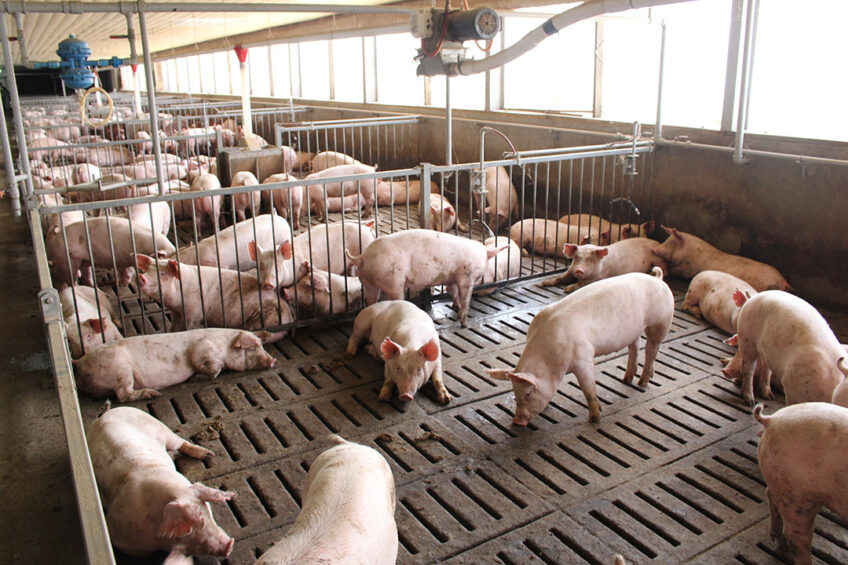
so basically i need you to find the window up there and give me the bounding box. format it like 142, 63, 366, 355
375, 33, 425, 106
165, 59, 178, 93
198, 54, 216, 94
175, 57, 189, 92
332, 37, 364, 103
269, 44, 293, 98
249, 45, 271, 97
212, 51, 230, 95
299, 40, 331, 100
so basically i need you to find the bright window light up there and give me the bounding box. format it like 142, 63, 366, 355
299, 40, 331, 100
332, 37, 364, 103
376, 33, 425, 106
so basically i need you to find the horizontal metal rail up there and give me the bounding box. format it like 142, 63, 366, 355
0, 2, 418, 14
275, 115, 419, 133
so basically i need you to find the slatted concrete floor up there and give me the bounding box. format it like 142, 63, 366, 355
75, 272, 848, 565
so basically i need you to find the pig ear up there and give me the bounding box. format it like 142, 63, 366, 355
563, 244, 578, 258
279, 240, 293, 260
594, 248, 609, 258
86, 317, 105, 333
167, 260, 180, 279
135, 253, 153, 273
724, 334, 739, 346
282, 286, 293, 300
191, 483, 236, 503
254, 330, 273, 344
487, 369, 512, 381
157, 501, 204, 539
248, 240, 260, 262
508, 372, 538, 386
419, 339, 440, 362
366, 220, 375, 228
732, 289, 749, 307
381, 337, 402, 360
619, 226, 633, 239
642, 220, 656, 234
232, 332, 262, 350
600, 230, 611, 245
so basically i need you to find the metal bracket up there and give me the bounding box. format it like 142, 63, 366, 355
39, 288, 63, 325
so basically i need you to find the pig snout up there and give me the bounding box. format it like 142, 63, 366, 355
262, 283, 274, 291
220, 536, 234, 557
399, 392, 414, 402
574, 267, 585, 277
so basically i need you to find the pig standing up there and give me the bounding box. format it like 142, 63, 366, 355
476, 236, 521, 295
489, 268, 674, 424
481, 166, 518, 230
87, 406, 235, 559
250, 220, 376, 289
185, 173, 223, 230
722, 291, 845, 405
541, 238, 667, 291
345, 229, 503, 327
46, 217, 175, 288
230, 171, 261, 221
60, 285, 123, 358
283, 264, 363, 316
653, 226, 791, 291
346, 300, 448, 403
254, 436, 397, 565
261, 173, 304, 228
509, 219, 607, 257
135, 255, 295, 341
178, 214, 291, 271
558, 214, 654, 243
310, 151, 361, 172
754, 402, 848, 565
680, 270, 756, 334
305, 163, 379, 219
128, 200, 172, 236
74, 328, 276, 401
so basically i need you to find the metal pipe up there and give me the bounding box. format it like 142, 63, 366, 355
0, 86, 20, 215
138, 11, 166, 194
445, 76, 452, 166
0, 14, 34, 199
734, 0, 758, 165
451, 0, 697, 76
658, 137, 848, 168
0, 2, 417, 15
13, 12, 26, 66
654, 20, 667, 140
720, 0, 744, 132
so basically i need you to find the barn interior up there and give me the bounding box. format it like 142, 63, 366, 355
2, 1, 848, 564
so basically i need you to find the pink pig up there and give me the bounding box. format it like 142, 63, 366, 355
558, 214, 655, 243
230, 170, 261, 221
87, 406, 235, 559
489, 268, 674, 424
509, 219, 609, 257
481, 166, 518, 230
59, 285, 123, 359
261, 173, 304, 228
283, 264, 363, 316
346, 300, 448, 403
681, 270, 757, 334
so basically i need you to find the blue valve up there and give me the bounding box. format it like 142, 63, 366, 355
31, 34, 128, 90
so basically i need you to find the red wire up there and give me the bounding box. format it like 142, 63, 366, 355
423, 0, 450, 58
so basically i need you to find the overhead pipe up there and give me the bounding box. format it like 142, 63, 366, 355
13, 12, 26, 66
0, 14, 34, 200
0, 2, 416, 15
448, 0, 697, 76
654, 21, 667, 140
137, 10, 166, 195
734, 0, 759, 164
234, 45, 254, 139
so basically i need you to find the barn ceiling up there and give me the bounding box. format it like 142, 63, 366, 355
4, 0, 404, 64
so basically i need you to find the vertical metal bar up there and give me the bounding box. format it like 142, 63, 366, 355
0, 88, 20, 215
655, 20, 667, 140
743, 0, 760, 131
420, 163, 431, 230
137, 12, 166, 195
1, 14, 34, 199
592, 19, 604, 118
445, 76, 452, 166
13, 12, 27, 66
734, 0, 757, 164
721, 0, 745, 132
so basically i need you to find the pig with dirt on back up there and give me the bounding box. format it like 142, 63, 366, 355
283, 264, 363, 316
680, 270, 756, 334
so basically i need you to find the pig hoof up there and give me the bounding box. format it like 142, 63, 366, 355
344, 344, 358, 359
140, 388, 161, 400
564, 284, 579, 292
438, 390, 452, 404
540, 279, 555, 287
588, 412, 600, 423
622, 374, 635, 385
378, 390, 393, 402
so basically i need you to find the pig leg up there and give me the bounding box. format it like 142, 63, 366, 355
362, 282, 381, 305
452, 280, 474, 327
430, 360, 451, 404
640, 324, 668, 387
572, 361, 601, 423
755, 357, 773, 400
113, 366, 161, 403
378, 378, 395, 402
163, 428, 215, 459
540, 268, 575, 287
766, 487, 785, 546
735, 336, 760, 405
777, 499, 818, 565
345, 312, 374, 358
680, 295, 701, 319
622, 340, 639, 385
189, 339, 224, 380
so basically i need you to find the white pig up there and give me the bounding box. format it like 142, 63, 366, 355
60, 285, 123, 358
128, 200, 172, 236
305, 163, 379, 219
346, 300, 448, 403
509, 219, 608, 257
481, 166, 518, 230
73, 328, 276, 401
250, 220, 376, 289
230, 170, 261, 221
722, 291, 845, 405
345, 229, 504, 327
377, 179, 438, 205
653, 226, 791, 292
488, 268, 674, 424
558, 214, 655, 243
421, 192, 460, 232
135, 255, 294, 342
178, 214, 291, 271
283, 264, 363, 316
261, 173, 304, 228
540, 238, 667, 292
680, 270, 757, 334
291, 151, 314, 171
476, 236, 521, 295
87, 406, 235, 558
309, 151, 361, 172
754, 402, 848, 565
254, 436, 397, 565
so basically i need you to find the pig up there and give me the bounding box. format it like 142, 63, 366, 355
40, 192, 86, 232
509, 219, 608, 257
60, 285, 123, 358
558, 214, 655, 243
173, 173, 223, 231
376, 179, 438, 205
305, 163, 379, 219
345, 229, 504, 327
135, 130, 152, 154
310, 151, 361, 172
831, 358, 848, 408
754, 402, 848, 565
230, 171, 261, 221
261, 173, 304, 228
488, 268, 674, 424
346, 300, 448, 403
291, 151, 314, 171
86, 406, 235, 558
128, 200, 172, 236
540, 238, 667, 292
254, 436, 397, 565
476, 236, 522, 294
480, 166, 518, 230
653, 226, 791, 291
122, 161, 187, 181
680, 270, 757, 334
283, 264, 363, 316
722, 291, 845, 405
72, 163, 102, 186
46, 217, 175, 288
28, 136, 75, 161
135, 255, 294, 341
178, 214, 291, 271
73, 328, 276, 401
421, 192, 460, 232
86, 145, 135, 167
250, 220, 376, 289
279, 145, 298, 173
